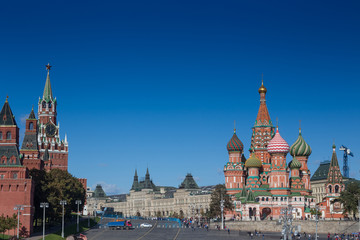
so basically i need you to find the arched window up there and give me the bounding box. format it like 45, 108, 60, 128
335, 185, 339, 193
0, 131, 2, 140
6, 131, 11, 140
48, 102, 52, 108
266, 197, 269, 201
294, 197, 297, 201
13, 173, 18, 179
329, 185, 332, 193
42, 101, 46, 108
262, 197, 265, 201
29, 122, 34, 130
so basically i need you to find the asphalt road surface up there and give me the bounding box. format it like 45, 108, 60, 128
82, 219, 330, 240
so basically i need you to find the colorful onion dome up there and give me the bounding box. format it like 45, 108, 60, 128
245, 153, 262, 168
289, 156, 302, 169
290, 129, 312, 157
267, 128, 290, 154
227, 131, 244, 152
258, 80, 267, 94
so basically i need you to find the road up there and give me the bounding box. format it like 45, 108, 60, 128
83, 219, 330, 240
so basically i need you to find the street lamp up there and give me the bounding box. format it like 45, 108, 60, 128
280, 205, 294, 240
40, 202, 49, 240
13, 205, 24, 239
60, 200, 67, 238
75, 200, 82, 232
315, 205, 320, 240
220, 194, 225, 230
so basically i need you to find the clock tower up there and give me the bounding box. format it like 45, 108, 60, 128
38, 64, 68, 171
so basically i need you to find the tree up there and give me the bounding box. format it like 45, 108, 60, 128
208, 184, 234, 218
339, 182, 360, 219
310, 207, 321, 217
44, 169, 86, 222
179, 210, 184, 219
29, 169, 86, 224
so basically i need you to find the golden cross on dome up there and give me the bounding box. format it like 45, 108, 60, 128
5, 96, 8, 102
46, 63, 52, 71
261, 73, 264, 83
234, 120, 236, 133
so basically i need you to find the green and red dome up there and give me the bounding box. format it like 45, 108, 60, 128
227, 131, 244, 152
289, 156, 302, 169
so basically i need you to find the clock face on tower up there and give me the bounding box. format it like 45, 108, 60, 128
45, 123, 57, 137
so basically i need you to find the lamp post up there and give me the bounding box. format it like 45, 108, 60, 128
280, 205, 294, 240
358, 197, 360, 233
40, 202, 49, 240
60, 200, 67, 238
315, 205, 320, 240
14, 205, 24, 239
220, 193, 225, 230
75, 200, 82, 232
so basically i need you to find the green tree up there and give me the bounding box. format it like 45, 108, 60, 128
310, 207, 321, 217
28, 168, 47, 227
339, 182, 360, 219
29, 169, 86, 224
209, 184, 234, 218
179, 210, 184, 219
44, 169, 86, 222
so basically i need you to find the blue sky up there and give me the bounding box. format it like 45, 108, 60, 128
0, 0, 359, 194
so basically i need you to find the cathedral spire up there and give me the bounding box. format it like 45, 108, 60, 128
131, 169, 139, 191
43, 63, 53, 102
327, 144, 343, 184
254, 76, 272, 127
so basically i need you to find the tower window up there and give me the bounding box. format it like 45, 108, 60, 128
335, 185, 339, 193
29, 122, 34, 130
13, 173, 17, 179
48, 102, 52, 108
42, 101, 46, 108
6, 132, 11, 140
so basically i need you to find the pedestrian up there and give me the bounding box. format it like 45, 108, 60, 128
250, 232, 254, 239
308, 234, 311, 240
262, 234, 265, 240
228, 228, 230, 234
328, 232, 331, 240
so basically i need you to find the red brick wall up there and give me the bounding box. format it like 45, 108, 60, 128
0, 167, 34, 237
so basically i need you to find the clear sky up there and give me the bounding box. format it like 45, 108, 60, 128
0, 0, 359, 194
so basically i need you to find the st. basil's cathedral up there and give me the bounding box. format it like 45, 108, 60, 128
224, 79, 317, 220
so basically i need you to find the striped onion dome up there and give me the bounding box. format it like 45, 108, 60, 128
289, 156, 302, 169
245, 153, 262, 168
290, 129, 312, 157
227, 131, 244, 152
267, 128, 290, 154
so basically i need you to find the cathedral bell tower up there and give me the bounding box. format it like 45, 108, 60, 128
37, 64, 68, 171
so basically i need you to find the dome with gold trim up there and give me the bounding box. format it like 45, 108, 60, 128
290, 129, 312, 157
227, 131, 244, 152
258, 80, 267, 94
245, 153, 262, 168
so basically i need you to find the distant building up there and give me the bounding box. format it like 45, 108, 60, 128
87, 170, 214, 218
224, 79, 315, 221
311, 146, 359, 219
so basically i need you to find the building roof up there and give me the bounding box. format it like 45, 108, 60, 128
42, 69, 53, 102
245, 153, 262, 168
254, 79, 273, 127
267, 128, 290, 154
0, 145, 22, 166
21, 132, 38, 151
28, 107, 36, 119
227, 131, 244, 152
93, 184, 107, 198
179, 173, 199, 189
311, 161, 330, 181
0, 98, 17, 126
290, 129, 312, 157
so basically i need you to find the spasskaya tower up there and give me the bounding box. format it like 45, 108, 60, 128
37, 64, 68, 171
